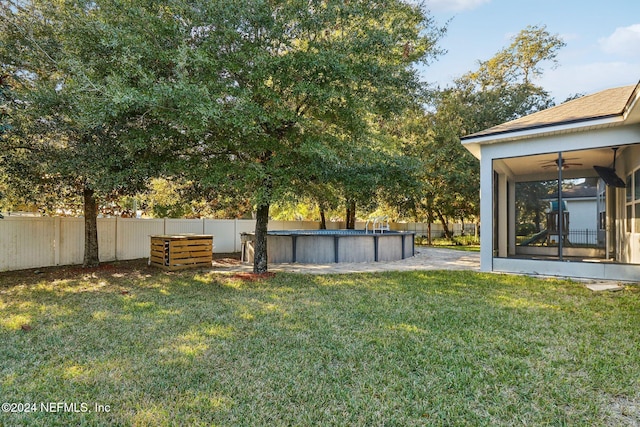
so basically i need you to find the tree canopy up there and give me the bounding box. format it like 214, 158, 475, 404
0, 0, 182, 265
150, 0, 445, 272
1, 1, 569, 272
408, 24, 565, 236
1, 0, 445, 272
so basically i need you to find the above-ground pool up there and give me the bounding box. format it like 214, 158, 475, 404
241, 229, 415, 264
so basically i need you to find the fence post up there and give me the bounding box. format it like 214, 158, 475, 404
54, 217, 61, 266
234, 219, 238, 252
115, 216, 119, 261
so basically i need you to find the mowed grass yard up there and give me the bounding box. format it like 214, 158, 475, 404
1, 262, 639, 426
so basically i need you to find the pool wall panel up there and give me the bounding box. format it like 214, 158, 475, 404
338, 236, 376, 262
404, 234, 415, 258
267, 235, 293, 263
296, 236, 335, 263
378, 235, 402, 261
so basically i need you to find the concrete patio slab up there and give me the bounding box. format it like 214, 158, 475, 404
585, 282, 626, 292
212, 248, 636, 290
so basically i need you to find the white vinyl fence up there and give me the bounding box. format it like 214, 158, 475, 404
0, 217, 476, 272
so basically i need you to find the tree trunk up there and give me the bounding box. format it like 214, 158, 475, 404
83, 186, 100, 268
253, 202, 270, 274
426, 206, 434, 246
319, 206, 327, 230
350, 202, 356, 229
345, 199, 356, 229
436, 210, 452, 239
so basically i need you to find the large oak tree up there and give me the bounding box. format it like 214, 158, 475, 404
1, 0, 182, 266
164, 0, 444, 272
2, 0, 444, 272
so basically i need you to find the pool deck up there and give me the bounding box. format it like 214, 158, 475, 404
213, 246, 631, 289
215, 246, 480, 275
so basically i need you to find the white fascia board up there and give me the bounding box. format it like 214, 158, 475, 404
482, 122, 640, 161
461, 115, 625, 149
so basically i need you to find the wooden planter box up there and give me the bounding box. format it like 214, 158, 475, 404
150, 235, 213, 271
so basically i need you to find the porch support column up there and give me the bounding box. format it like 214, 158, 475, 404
498, 173, 508, 258
557, 152, 564, 261
508, 178, 516, 256
479, 155, 494, 272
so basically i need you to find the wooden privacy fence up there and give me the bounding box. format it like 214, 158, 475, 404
0, 216, 476, 272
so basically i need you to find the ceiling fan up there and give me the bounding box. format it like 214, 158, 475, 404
540, 157, 583, 170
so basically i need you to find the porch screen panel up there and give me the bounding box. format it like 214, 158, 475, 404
625, 169, 640, 233
627, 173, 633, 233
635, 169, 640, 232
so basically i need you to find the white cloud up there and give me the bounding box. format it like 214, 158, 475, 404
559, 32, 580, 43
599, 24, 640, 57
424, 0, 491, 13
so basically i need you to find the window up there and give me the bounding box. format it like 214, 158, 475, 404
597, 179, 606, 231
626, 169, 640, 233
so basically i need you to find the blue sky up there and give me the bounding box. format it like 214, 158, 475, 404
421, 0, 640, 102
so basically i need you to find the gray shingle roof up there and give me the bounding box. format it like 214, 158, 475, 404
461, 84, 638, 140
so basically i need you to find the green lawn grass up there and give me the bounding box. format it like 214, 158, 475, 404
1, 266, 639, 426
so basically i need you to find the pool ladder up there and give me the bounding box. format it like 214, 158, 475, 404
364, 216, 390, 234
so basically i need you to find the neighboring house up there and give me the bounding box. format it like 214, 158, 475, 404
461, 81, 640, 281
542, 184, 599, 246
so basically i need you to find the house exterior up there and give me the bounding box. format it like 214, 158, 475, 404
461, 82, 640, 281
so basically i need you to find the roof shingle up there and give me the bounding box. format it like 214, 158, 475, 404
462, 84, 638, 140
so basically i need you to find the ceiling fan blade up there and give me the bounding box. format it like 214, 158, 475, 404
538, 157, 581, 165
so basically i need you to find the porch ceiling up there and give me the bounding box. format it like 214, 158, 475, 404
495, 146, 622, 181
